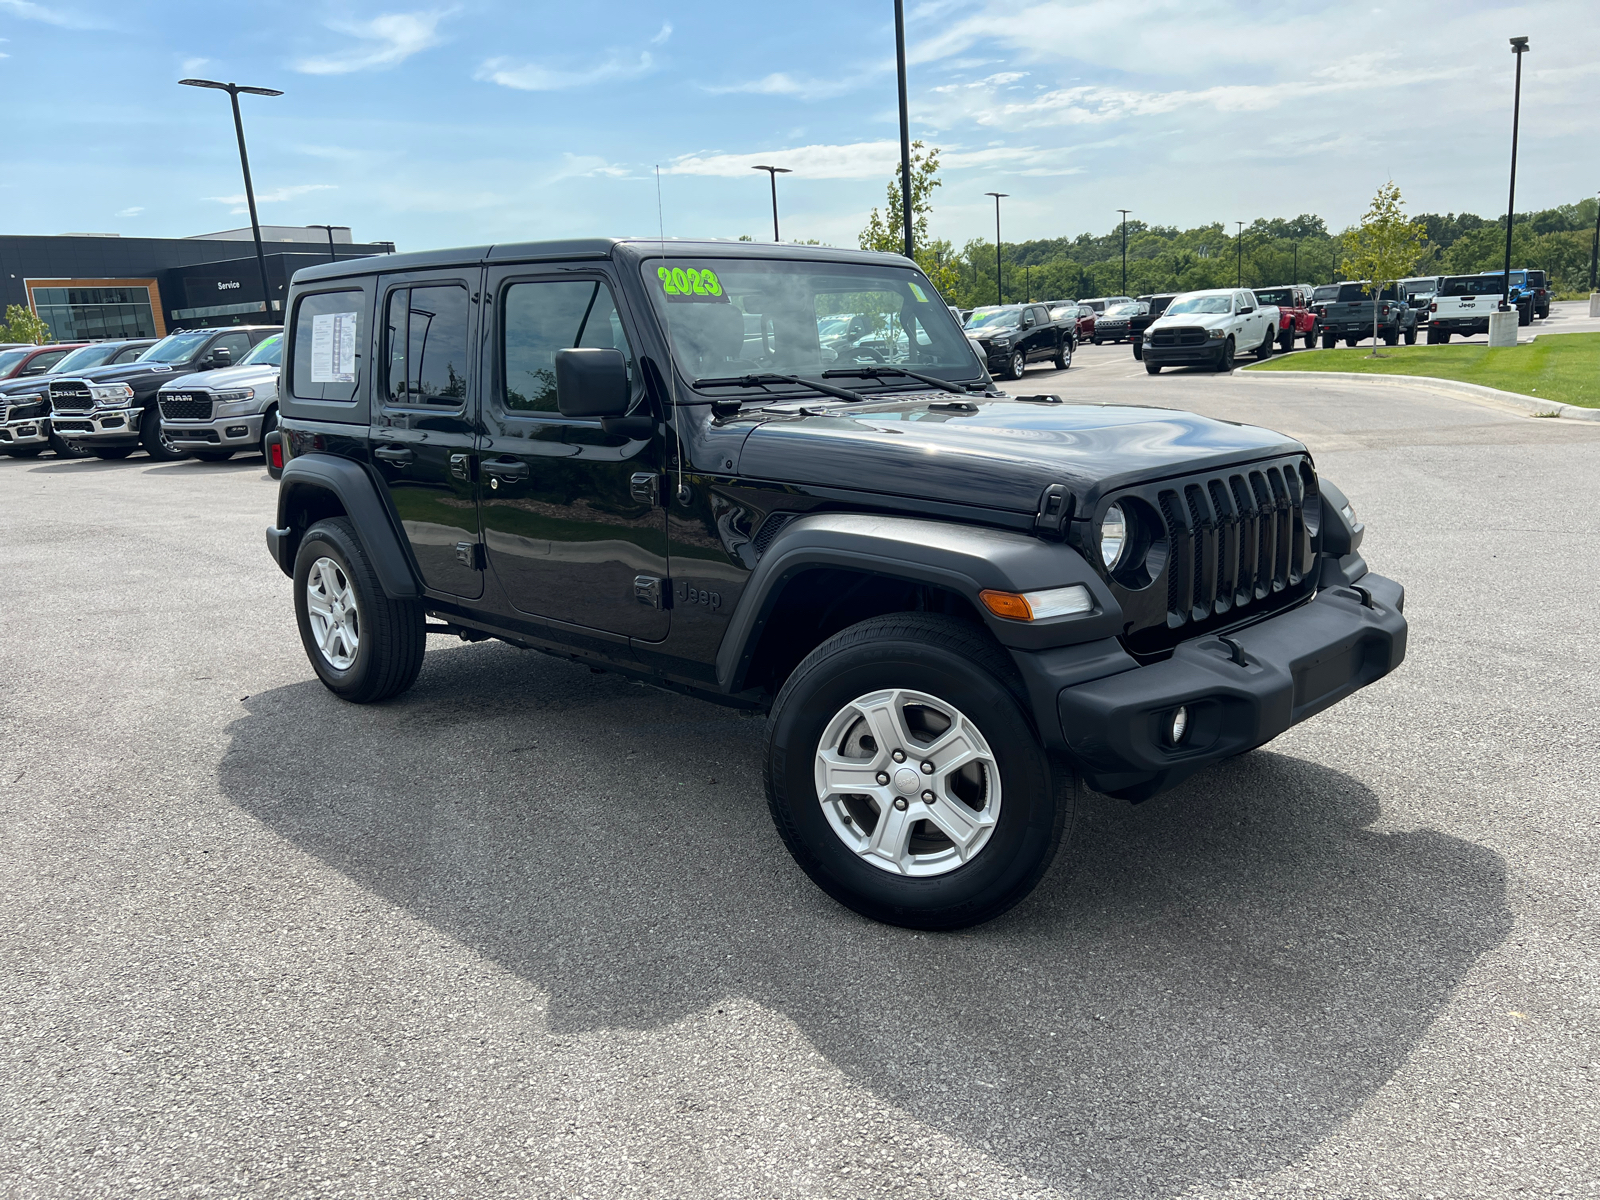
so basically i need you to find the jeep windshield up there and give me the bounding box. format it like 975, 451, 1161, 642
1253, 288, 1295, 306
1438, 276, 1505, 297
1165, 295, 1232, 315
138, 331, 212, 364
643, 257, 980, 396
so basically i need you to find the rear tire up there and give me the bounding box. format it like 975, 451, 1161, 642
1277, 328, 1293, 352
1345, 336, 1359, 348
1303, 327, 1316, 349
1132, 341, 1143, 360
1438, 331, 1451, 344
140, 410, 185, 461
1053, 342, 1070, 369
1383, 326, 1398, 347
1320, 332, 1336, 350
1256, 330, 1274, 360
1404, 325, 1418, 345
293, 517, 426, 704
764, 613, 1073, 930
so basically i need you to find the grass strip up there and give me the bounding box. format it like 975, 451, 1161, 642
1244, 331, 1600, 408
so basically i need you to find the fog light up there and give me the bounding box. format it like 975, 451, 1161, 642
1170, 706, 1189, 744
226, 425, 248, 438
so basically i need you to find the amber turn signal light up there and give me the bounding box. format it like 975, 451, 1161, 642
979, 584, 1094, 622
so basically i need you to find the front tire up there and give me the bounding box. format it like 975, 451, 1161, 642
140, 410, 185, 461
1304, 326, 1317, 349
1132, 341, 1143, 360
1005, 351, 1025, 380
1054, 342, 1070, 369
1277, 328, 1293, 352
765, 613, 1072, 930
293, 517, 425, 703
1320, 332, 1336, 350
1145, 361, 1162, 374
93, 447, 134, 460
1215, 335, 1235, 372
48, 431, 89, 459
258, 407, 278, 459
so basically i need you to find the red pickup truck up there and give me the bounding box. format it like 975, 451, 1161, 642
1252, 285, 1318, 351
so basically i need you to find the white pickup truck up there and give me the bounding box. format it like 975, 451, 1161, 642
1425, 274, 1507, 343
1140, 288, 1281, 374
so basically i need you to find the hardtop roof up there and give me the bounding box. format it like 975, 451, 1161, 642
289, 237, 916, 286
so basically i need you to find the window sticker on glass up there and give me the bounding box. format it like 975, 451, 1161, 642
311, 311, 359, 382
907, 281, 930, 304
656, 265, 728, 303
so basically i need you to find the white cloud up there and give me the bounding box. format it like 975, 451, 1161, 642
293, 9, 452, 75
702, 72, 859, 102
180, 57, 208, 73
0, 0, 100, 28
476, 50, 652, 91
549, 153, 632, 181
115, 206, 143, 217
666, 141, 903, 180
650, 21, 672, 45
206, 183, 336, 214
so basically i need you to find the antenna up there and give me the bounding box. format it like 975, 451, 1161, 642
656, 165, 687, 505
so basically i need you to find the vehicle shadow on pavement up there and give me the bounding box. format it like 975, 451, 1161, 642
220, 641, 1510, 1200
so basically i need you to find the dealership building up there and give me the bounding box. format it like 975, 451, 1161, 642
0, 226, 395, 340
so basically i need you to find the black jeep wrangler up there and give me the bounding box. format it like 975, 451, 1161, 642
264, 240, 1406, 930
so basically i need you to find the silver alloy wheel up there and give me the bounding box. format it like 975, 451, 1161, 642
814, 688, 1002, 877
1010, 351, 1025, 379
305, 556, 361, 670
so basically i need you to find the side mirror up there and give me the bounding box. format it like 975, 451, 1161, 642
554, 348, 630, 419
208, 347, 233, 368
1238, 306, 1254, 315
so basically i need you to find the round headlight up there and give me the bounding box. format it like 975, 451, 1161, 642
1100, 503, 1128, 569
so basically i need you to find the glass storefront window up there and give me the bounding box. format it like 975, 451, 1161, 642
31, 284, 159, 341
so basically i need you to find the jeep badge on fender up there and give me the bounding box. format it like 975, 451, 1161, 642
263, 237, 1406, 931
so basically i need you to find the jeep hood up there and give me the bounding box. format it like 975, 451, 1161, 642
733, 397, 1306, 514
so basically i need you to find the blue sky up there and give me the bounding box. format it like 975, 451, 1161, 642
1, 0, 1595, 252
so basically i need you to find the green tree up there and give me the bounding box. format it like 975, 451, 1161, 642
0, 304, 52, 344
859, 141, 964, 300
1341, 181, 1426, 355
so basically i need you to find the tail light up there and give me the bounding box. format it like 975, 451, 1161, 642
1429, 302, 1437, 312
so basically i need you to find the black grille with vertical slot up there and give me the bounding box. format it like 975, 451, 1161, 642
158, 392, 214, 421
1096, 455, 1317, 656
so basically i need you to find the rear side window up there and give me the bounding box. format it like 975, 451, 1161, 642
383, 284, 471, 407
291, 289, 364, 403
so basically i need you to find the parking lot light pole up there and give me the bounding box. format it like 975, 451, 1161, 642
179, 78, 283, 321
1235, 221, 1245, 286
1502, 36, 1529, 313
985, 193, 1008, 305
1589, 189, 1598, 292
1117, 209, 1131, 296
750, 165, 791, 242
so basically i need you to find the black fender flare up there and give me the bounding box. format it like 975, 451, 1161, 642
714, 512, 1123, 693
270, 452, 419, 597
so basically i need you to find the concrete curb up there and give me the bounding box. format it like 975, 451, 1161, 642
1236, 367, 1600, 422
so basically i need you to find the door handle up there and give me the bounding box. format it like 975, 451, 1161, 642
374, 445, 414, 465
480, 458, 530, 482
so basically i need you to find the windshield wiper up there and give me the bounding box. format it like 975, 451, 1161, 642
822, 366, 981, 395
692, 373, 869, 404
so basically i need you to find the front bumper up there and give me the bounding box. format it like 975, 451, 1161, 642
162, 412, 264, 451
1055, 572, 1406, 799
46, 406, 143, 446
1095, 323, 1131, 341
1142, 340, 1225, 366
0, 417, 48, 446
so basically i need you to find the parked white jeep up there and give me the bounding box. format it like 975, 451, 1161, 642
1140, 288, 1280, 374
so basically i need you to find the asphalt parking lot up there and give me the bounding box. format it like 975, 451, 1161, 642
2, 352, 1598, 1199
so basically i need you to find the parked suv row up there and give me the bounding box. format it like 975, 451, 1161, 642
0, 339, 154, 457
